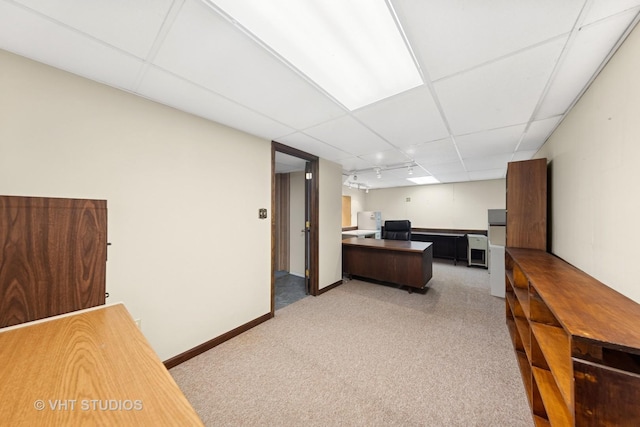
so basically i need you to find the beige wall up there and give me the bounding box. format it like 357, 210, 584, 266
289, 171, 305, 276
536, 23, 640, 303
0, 50, 273, 360
319, 158, 343, 290
364, 179, 505, 230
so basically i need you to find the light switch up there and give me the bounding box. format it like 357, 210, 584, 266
259, 208, 268, 219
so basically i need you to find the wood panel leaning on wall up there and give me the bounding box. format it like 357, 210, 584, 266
0, 195, 107, 328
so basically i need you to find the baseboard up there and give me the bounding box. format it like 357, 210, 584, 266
163, 312, 273, 369
317, 279, 343, 295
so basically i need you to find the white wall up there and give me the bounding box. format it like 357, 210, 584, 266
319, 159, 343, 290
364, 180, 505, 230
0, 50, 272, 360
289, 171, 305, 277
536, 23, 640, 303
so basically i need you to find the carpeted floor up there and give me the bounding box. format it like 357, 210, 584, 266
170, 260, 532, 426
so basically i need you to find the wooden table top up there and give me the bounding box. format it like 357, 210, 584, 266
0, 303, 203, 426
342, 237, 432, 253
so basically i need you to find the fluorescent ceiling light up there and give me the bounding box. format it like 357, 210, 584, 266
208, 0, 423, 110
408, 176, 440, 185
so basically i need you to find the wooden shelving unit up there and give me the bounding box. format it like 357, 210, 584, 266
505, 248, 640, 425
505, 158, 640, 425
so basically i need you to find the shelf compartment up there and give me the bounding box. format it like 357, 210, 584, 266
506, 291, 525, 319
507, 317, 524, 353
529, 285, 561, 327
512, 286, 530, 318
533, 416, 551, 427
512, 263, 528, 288
532, 367, 573, 427
516, 350, 534, 412
515, 316, 531, 360
531, 322, 573, 410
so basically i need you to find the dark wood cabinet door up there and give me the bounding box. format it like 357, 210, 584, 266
506, 158, 547, 250
0, 196, 107, 327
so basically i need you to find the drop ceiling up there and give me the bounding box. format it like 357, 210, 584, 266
1, 0, 639, 189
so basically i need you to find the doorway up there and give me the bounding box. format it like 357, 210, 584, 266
271, 141, 319, 314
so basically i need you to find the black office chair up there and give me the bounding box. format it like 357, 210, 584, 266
383, 220, 411, 241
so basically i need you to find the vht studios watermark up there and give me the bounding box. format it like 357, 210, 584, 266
34, 399, 143, 411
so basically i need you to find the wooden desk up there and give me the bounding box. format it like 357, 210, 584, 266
0, 304, 203, 426
342, 238, 433, 290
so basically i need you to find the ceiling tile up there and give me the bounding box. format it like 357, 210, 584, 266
422, 161, 467, 175
304, 116, 393, 156
519, 116, 562, 151
153, 0, 346, 130
512, 150, 538, 161
0, 1, 144, 91
137, 66, 294, 140
353, 86, 449, 146
358, 149, 413, 167
339, 157, 381, 173
393, 0, 584, 80
463, 154, 513, 172
435, 37, 567, 135
434, 172, 471, 183
583, 0, 640, 25
536, 9, 639, 119
456, 124, 526, 159
468, 169, 507, 181
13, 0, 174, 58
404, 138, 461, 166
276, 132, 352, 162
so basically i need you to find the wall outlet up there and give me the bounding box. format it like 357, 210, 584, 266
134, 318, 142, 329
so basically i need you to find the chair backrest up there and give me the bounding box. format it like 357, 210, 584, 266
383, 220, 411, 241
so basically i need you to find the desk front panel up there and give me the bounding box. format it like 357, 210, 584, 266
342, 239, 432, 289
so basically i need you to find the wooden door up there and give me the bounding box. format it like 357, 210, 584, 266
275, 174, 290, 272
342, 196, 351, 227
0, 196, 107, 327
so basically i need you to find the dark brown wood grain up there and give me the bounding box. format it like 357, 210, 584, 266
574, 359, 640, 426
342, 238, 433, 289
0, 196, 107, 327
275, 173, 290, 272
506, 158, 547, 250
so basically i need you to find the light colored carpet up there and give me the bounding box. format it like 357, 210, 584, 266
170, 260, 532, 426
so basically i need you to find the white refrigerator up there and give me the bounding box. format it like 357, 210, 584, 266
357, 211, 382, 239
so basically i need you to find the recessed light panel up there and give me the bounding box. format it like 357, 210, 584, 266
207, 0, 423, 110
408, 176, 440, 185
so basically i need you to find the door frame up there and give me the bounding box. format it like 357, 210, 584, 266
271, 141, 319, 315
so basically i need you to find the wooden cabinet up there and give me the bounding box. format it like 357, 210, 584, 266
506, 158, 547, 250
506, 248, 640, 425
0, 196, 107, 328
